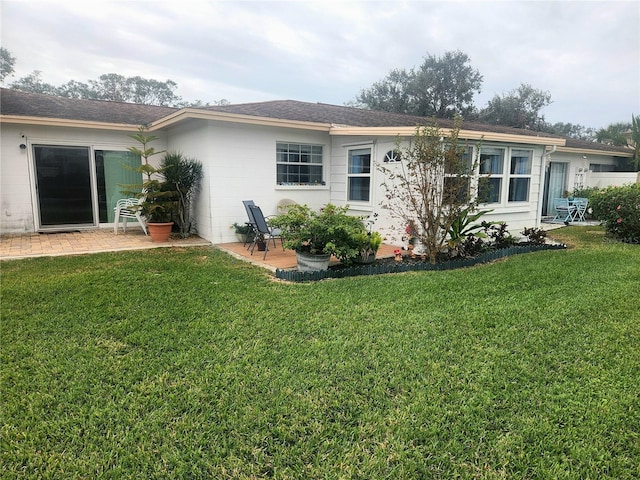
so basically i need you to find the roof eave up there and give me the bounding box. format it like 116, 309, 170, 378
148, 108, 332, 131
556, 145, 634, 157
0, 114, 142, 131
329, 126, 566, 146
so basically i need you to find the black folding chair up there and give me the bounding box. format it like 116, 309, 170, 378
242, 200, 258, 247
248, 204, 282, 260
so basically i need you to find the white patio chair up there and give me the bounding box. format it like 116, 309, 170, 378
114, 195, 148, 235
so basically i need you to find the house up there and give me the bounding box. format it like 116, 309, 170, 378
1, 88, 636, 244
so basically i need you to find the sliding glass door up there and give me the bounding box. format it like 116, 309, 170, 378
33, 145, 142, 229
34, 146, 94, 227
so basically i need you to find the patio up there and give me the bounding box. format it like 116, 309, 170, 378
0, 229, 211, 261
0, 228, 399, 271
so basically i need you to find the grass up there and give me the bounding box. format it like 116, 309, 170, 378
1, 226, 639, 479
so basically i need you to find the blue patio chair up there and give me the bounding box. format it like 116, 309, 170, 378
248, 204, 282, 260
572, 197, 589, 222
551, 198, 576, 224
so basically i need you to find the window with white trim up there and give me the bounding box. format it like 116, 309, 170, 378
276, 142, 324, 185
347, 147, 371, 202
508, 149, 532, 202
443, 146, 474, 204
478, 147, 505, 204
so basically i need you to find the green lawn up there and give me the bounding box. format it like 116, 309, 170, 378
2, 226, 639, 479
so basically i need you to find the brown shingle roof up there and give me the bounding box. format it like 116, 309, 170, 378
563, 136, 633, 154
203, 100, 563, 139
0, 88, 177, 125
0, 88, 632, 155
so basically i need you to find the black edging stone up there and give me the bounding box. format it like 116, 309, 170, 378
275, 244, 567, 282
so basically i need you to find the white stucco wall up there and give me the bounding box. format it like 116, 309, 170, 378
328, 134, 547, 244
3, 116, 632, 245
0, 123, 167, 234
166, 119, 332, 243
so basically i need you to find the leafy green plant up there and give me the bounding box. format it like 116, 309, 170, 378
484, 221, 518, 248
589, 184, 640, 242
445, 207, 492, 257
231, 222, 251, 235
353, 230, 383, 258
125, 126, 176, 223
270, 203, 366, 264
522, 226, 547, 245
161, 152, 203, 237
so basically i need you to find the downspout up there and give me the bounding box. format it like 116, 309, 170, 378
536, 145, 557, 226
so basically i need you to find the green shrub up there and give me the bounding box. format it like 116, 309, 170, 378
270, 203, 367, 264
589, 184, 640, 243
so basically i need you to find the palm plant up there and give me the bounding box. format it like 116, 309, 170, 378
161, 152, 203, 238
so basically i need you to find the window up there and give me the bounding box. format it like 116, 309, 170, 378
508, 149, 532, 202
348, 147, 371, 202
590, 163, 614, 172
95, 150, 142, 222
478, 147, 504, 203
383, 149, 402, 163
443, 146, 474, 204
276, 142, 324, 185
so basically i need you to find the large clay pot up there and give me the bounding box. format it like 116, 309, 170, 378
147, 222, 174, 242
296, 252, 331, 272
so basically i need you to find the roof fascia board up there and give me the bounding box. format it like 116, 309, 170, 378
0, 115, 139, 131
329, 126, 566, 146
148, 109, 332, 132
556, 146, 633, 158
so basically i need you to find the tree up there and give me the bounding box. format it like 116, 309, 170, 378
353, 50, 483, 119
410, 51, 483, 118
0, 47, 16, 82
477, 83, 551, 130
9, 71, 58, 95
542, 122, 596, 141
629, 115, 640, 170
10, 71, 184, 106
378, 117, 482, 263
351, 68, 413, 114
595, 121, 631, 147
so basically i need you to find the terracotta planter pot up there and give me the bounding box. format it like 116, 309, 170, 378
148, 222, 174, 242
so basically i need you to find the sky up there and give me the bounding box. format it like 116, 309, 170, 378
1, 0, 639, 129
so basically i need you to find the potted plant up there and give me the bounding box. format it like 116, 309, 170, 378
270, 203, 366, 271
231, 222, 251, 242
126, 126, 177, 242
353, 230, 383, 264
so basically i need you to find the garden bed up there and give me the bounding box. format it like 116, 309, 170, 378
275, 243, 567, 282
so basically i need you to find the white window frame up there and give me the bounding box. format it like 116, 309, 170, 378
478, 147, 505, 204
276, 142, 325, 186
347, 146, 373, 204
507, 149, 533, 203
443, 145, 474, 204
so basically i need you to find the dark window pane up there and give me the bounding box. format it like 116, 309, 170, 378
508, 178, 530, 202
478, 178, 501, 204
348, 177, 370, 202
34, 146, 93, 226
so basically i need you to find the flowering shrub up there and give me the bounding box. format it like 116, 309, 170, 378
589, 184, 640, 243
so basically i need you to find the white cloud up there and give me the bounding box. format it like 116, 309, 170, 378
1, 0, 638, 128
